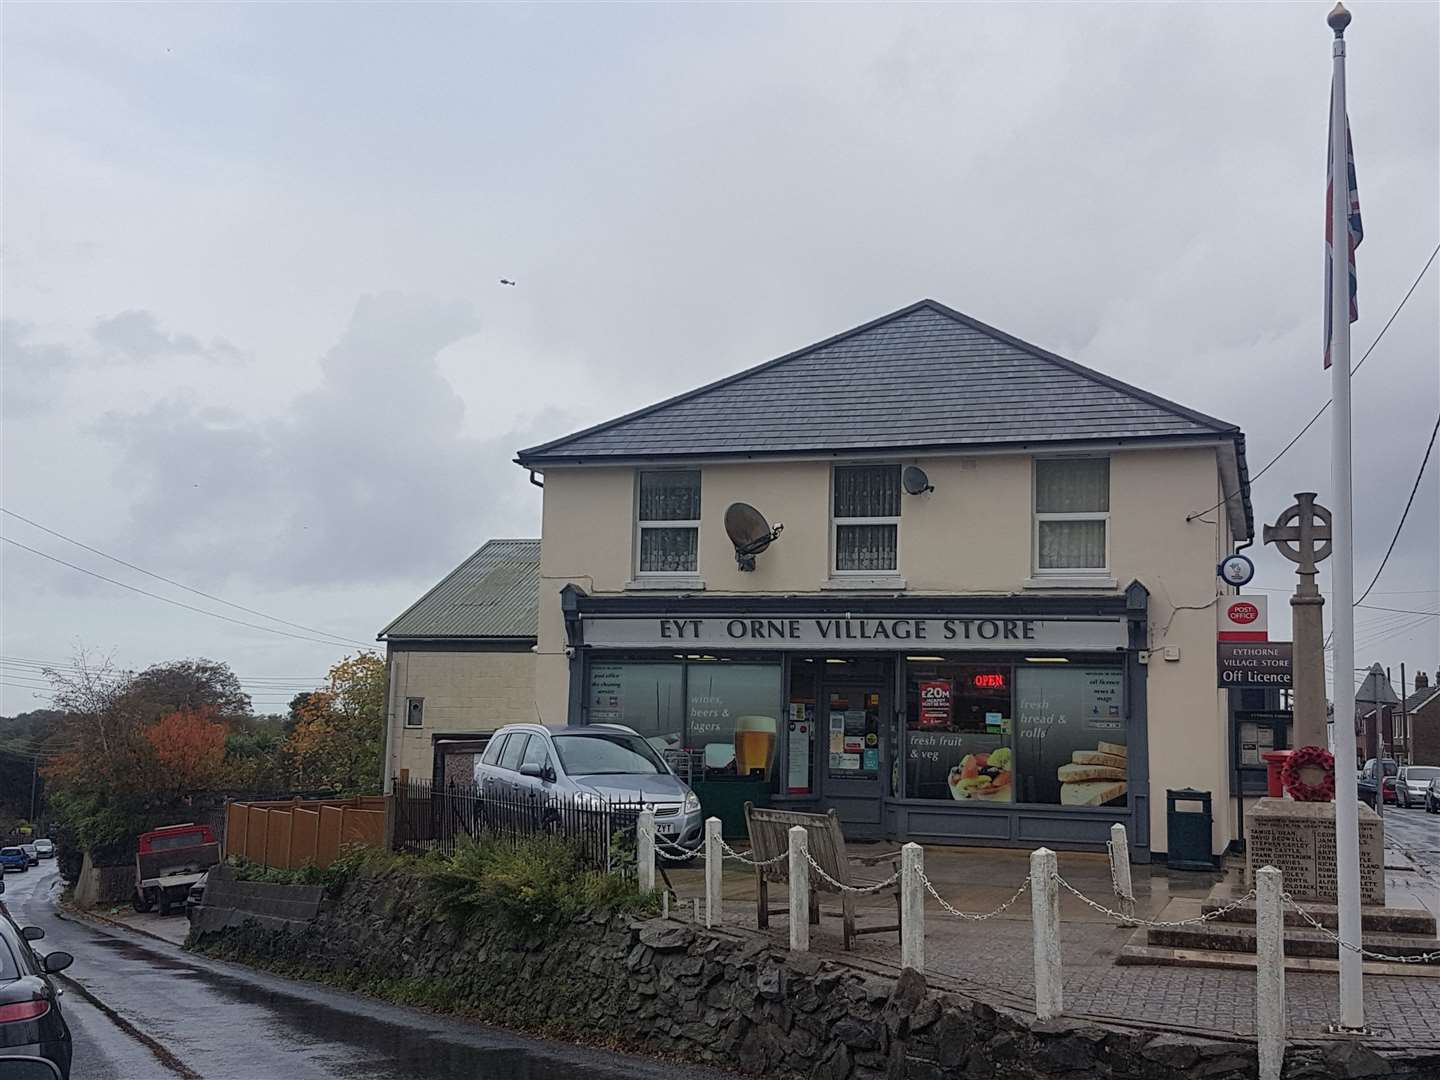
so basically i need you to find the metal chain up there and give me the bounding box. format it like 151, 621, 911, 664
1283, 894, 1440, 964
636, 822, 700, 862
801, 847, 901, 893
916, 866, 1030, 920
1054, 874, 1259, 929
716, 837, 788, 868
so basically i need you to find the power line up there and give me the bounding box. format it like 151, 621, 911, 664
1186, 242, 1440, 523
1355, 412, 1440, 607
1, 536, 378, 654
0, 507, 375, 650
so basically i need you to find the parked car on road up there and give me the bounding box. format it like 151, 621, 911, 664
31, 841, 53, 861
0, 913, 73, 1079
474, 724, 706, 854
1357, 758, 1399, 808
19, 847, 38, 867
0, 850, 29, 874
133, 824, 220, 916
1426, 777, 1440, 815
1395, 765, 1440, 809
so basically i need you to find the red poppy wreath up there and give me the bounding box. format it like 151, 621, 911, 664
1282, 745, 1335, 802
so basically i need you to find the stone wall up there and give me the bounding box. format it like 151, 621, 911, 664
191, 867, 1437, 1080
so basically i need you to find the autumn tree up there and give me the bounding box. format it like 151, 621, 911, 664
137, 707, 229, 803
285, 653, 386, 793
118, 658, 251, 723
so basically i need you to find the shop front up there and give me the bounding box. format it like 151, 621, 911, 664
561, 586, 1152, 858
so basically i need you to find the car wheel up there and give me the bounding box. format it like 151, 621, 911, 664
133, 889, 155, 913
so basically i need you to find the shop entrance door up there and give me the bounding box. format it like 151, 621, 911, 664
821, 682, 886, 835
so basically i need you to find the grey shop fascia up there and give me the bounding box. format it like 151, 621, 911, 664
558, 583, 1156, 858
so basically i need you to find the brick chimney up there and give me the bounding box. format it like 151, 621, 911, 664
1417, 670, 1431, 690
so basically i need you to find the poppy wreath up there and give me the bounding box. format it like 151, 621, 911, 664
1282, 745, 1336, 802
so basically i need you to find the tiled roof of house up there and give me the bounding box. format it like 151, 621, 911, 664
517, 299, 1245, 463
378, 539, 540, 640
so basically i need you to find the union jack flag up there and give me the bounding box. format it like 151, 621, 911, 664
1324, 84, 1362, 370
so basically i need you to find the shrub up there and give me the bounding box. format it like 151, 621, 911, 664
424, 835, 657, 935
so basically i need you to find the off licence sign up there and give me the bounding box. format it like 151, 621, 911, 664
1217, 641, 1293, 688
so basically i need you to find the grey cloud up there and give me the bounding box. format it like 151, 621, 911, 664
97, 293, 553, 588
1, 319, 79, 417
91, 309, 246, 364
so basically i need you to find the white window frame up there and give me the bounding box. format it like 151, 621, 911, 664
831, 463, 901, 576
1032, 456, 1111, 576
635, 468, 701, 578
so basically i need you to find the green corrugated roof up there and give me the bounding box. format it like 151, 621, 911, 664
378, 539, 540, 640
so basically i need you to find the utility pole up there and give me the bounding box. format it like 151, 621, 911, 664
1399, 663, 1408, 764
29, 753, 39, 823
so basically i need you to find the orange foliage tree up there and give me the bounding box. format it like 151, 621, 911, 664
139, 707, 229, 802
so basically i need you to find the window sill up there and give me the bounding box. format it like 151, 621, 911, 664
820, 576, 908, 591
1022, 575, 1119, 591
624, 577, 706, 592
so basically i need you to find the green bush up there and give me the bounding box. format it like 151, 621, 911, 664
424, 835, 657, 935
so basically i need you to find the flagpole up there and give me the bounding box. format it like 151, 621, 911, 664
1325, 0, 1365, 1032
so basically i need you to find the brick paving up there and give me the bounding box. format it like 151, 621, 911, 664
662, 837, 1440, 1047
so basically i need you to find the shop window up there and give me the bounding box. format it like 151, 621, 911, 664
786, 663, 819, 795
827, 686, 883, 779
833, 464, 900, 573
587, 661, 684, 752
1013, 665, 1126, 806
904, 663, 1014, 801
1034, 458, 1109, 572
686, 662, 782, 779
637, 470, 700, 574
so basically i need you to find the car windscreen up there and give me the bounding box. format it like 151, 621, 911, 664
1404, 767, 1440, 781
553, 733, 666, 776
147, 833, 206, 852
1, 848, 21, 857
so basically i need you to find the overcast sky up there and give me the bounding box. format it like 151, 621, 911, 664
3, 2, 1436, 716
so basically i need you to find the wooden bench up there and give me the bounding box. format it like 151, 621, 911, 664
743, 803, 902, 950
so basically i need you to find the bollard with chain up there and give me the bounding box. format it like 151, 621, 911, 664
788, 826, 809, 953
1109, 823, 1136, 926
636, 810, 655, 895
901, 842, 924, 973
704, 817, 723, 928
1256, 865, 1285, 1080
1030, 847, 1063, 1020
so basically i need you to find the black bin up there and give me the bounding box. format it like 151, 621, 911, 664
1165, 788, 1215, 871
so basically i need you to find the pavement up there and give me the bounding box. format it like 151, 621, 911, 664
662, 807, 1440, 1049
1, 863, 734, 1080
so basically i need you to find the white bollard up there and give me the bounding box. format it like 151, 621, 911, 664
788, 826, 810, 953
1030, 847, 1063, 1020
704, 817, 723, 928
661, 891, 669, 919
901, 842, 925, 973
1110, 822, 1136, 925
637, 810, 656, 895
1256, 865, 1286, 1080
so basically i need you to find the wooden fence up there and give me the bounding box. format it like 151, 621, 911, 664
224, 796, 386, 871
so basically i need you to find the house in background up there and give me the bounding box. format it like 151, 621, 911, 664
1404, 670, 1440, 765
378, 538, 540, 789
515, 298, 1254, 862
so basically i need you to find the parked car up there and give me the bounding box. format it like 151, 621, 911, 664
31, 842, 53, 861
132, 824, 220, 916
474, 723, 706, 854
0, 914, 73, 1079
1426, 777, 1440, 815
19, 847, 38, 868
0, 850, 29, 875
1394, 765, 1440, 809
1356, 758, 1399, 808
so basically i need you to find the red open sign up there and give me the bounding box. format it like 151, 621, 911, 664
972, 673, 1006, 690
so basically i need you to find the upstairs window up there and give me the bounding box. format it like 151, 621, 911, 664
637, 470, 700, 574
1034, 458, 1110, 572
833, 464, 900, 573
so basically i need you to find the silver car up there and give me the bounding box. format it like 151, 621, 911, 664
474, 724, 705, 853
1396, 765, 1440, 809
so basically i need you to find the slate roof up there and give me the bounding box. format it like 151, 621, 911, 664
378, 539, 540, 641
517, 299, 1245, 464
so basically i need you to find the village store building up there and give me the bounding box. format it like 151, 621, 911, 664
517, 300, 1255, 861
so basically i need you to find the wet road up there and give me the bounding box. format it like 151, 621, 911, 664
1384, 803, 1440, 874
2, 865, 730, 1080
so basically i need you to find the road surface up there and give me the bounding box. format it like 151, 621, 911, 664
1384, 802, 1440, 875
1, 864, 730, 1080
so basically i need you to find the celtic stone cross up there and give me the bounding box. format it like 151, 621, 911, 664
1263, 492, 1333, 579
1262, 492, 1333, 750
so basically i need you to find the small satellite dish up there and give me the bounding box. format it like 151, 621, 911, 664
724, 502, 784, 571
902, 465, 934, 495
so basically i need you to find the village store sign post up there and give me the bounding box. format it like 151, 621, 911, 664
581, 614, 1127, 652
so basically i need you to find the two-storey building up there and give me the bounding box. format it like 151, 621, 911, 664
516, 300, 1254, 861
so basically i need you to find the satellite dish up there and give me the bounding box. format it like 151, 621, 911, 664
902, 465, 934, 495
724, 502, 784, 571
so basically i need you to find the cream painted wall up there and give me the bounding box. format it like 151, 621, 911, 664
534, 444, 1237, 853
384, 648, 536, 783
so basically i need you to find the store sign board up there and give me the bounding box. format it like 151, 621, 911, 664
1217, 641, 1293, 687
1217, 595, 1268, 641
582, 615, 1126, 652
